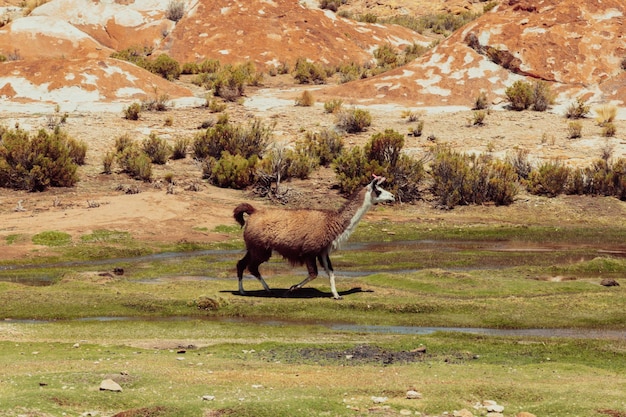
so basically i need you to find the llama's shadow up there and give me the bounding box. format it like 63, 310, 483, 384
223, 287, 370, 298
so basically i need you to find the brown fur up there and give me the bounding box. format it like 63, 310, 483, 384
233, 178, 394, 298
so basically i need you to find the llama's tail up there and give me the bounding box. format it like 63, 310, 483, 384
233, 203, 256, 227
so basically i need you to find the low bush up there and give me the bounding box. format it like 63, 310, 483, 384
299, 129, 344, 167
0, 127, 84, 191
171, 137, 189, 160
594, 104, 617, 126
142, 133, 171, 164
123, 102, 142, 120
150, 54, 181, 80
532, 80, 555, 112
473, 91, 489, 110
193, 118, 272, 160
601, 122, 616, 137
526, 160, 570, 197
505, 80, 534, 111
565, 97, 590, 119
203, 152, 258, 189
324, 99, 343, 114
429, 145, 518, 208
336, 108, 372, 133
295, 90, 315, 107
567, 121, 583, 139
165, 0, 185, 22
293, 58, 327, 84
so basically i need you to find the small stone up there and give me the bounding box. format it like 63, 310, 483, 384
516, 413, 537, 417
601, 278, 619, 287
406, 390, 422, 399
72, 343, 80, 348
487, 404, 504, 413
371, 396, 387, 404
400, 409, 412, 416
202, 395, 215, 401
453, 409, 474, 417
99, 379, 122, 392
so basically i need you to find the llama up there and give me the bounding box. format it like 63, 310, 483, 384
233, 176, 394, 299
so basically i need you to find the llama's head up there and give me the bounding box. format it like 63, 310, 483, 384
368, 175, 394, 204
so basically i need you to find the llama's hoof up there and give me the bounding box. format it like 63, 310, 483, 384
239, 290, 246, 296
288, 285, 299, 292
333, 296, 343, 300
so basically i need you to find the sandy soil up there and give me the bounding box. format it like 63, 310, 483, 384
1, 75, 626, 262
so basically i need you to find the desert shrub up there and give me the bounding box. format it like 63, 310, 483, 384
141, 92, 170, 112
601, 122, 616, 137
473, 91, 489, 110
111, 45, 153, 70
429, 145, 518, 208
295, 90, 315, 107
142, 133, 171, 164
198, 59, 221, 74
505, 80, 534, 111
211, 62, 258, 101
203, 152, 258, 189
293, 58, 327, 84
595, 104, 617, 126
471, 110, 486, 126
567, 121, 583, 139
324, 99, 343, 114
115, 134, 134, 153
193, 118, 272, 160
565, 97, 590, 119
123, 102, 142, 120
402, 42, 429, 64
333, 146, 370, 194
0, 128, 82, 191
526, 160, 571, 197
259, 145, 316, 183
171, 137, 189, 160
333, 129, 425, 201
181, 62, 199, 74
319, 0, 342, 12
300, 129, 344, 166
374, 43, 400, 69
336, 108, 372, 133
532, 80, 555, 112
408, 121, 424, 137
117, 144, 153, 181
102, 151, 115, 174
206, 98, 226, 113
366, 129, 404, 168
165, 0, 185, 22
149, 54, 181, 80
338, 62, 366, 83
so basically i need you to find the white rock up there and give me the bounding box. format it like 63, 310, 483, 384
406, 390, 422, 399
202, 395, 215, 401
487, 404, 504, 413
99, 379, 122, 392
371, 396, 387, 404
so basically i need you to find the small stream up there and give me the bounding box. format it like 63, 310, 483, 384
5, 316, 625, 340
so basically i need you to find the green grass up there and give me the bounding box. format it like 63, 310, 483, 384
1, 220, 626, 416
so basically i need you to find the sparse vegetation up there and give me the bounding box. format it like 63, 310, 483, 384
601, 122, 616, 137
295, 90, 315, 107
473, 91, 489, 110
142, 133, 171, 164
0, 127, 85, 191
293, 58, 328, 85
429, 145, 518, 208
324, 99, 343, 114
123, 102, 142, 120
505, 80, 554, 111
336, 108, 372, 133
526, 160, 571, 197
567, 121, 583, 139
165, 0, 185, 22
595, 104, 617, 126
565, 97, 591, 119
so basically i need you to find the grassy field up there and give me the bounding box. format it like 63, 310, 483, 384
1, 221, 625, 417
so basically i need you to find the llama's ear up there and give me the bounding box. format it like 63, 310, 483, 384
371, 174, 386, 185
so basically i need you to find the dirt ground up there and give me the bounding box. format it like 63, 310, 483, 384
1, 74, 626, 263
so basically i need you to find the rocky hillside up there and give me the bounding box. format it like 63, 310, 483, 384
324, 0, 626, 107
0, 0, 624, 110
0, 0, 427, 110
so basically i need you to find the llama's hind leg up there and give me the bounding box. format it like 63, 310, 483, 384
289, 257, 318, 293
236, 252, 250, 295
248, 249, 272, 293
318, 253, 341, 300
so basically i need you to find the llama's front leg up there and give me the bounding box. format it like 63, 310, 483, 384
319, 253, 341, 300
236, 253, 250, 295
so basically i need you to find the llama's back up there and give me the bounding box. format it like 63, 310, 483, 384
244, 208, 343, 259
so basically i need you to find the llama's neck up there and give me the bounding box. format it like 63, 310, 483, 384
331, 188, 372, 251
